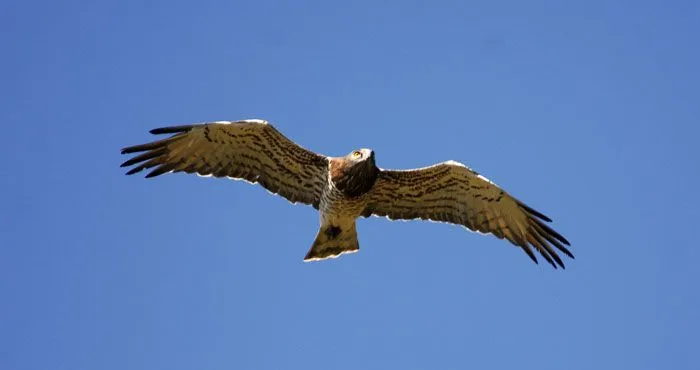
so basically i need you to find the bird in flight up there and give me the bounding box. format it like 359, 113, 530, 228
121, 119, 573, 268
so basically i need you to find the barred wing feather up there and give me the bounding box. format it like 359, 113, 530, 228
362, 161, 573, 268
121, 120, 329, 208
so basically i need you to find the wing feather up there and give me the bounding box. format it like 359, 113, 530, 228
121, 120, 329, 208
362, 161, 573, 268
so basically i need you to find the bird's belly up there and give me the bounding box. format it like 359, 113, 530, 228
319, 187, 367, 225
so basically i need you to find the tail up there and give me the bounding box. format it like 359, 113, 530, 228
304, 222, 360, 261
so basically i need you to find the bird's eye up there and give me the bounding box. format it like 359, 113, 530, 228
352, 150, 362, 158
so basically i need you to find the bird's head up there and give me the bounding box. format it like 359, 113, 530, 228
330, 148, 379, 197
346, 148, 375, 166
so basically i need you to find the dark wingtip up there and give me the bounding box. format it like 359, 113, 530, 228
120, 148, 167, 168
144, 163, 177, 178
533, 218, 571, 246
517, 201, 553, 222
121, 146, 139, 155
125, 167, 143, 175
522, 246, 539, 265
120, 157, 143, 168
553, 253, 565, 269
538, 214, 553, 223
539, 248, 558, 269
559, 247, 575, 259
149, 125, 194, 135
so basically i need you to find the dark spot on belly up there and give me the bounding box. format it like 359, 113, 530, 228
325, 226, 342, 240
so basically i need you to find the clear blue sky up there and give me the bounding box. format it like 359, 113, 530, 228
2, 0, 699, 369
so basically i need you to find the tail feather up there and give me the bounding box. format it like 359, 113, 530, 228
304, 222, 359, 261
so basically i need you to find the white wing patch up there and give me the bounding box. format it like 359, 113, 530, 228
444, 160, 496, 185
477, 174, 496, 185
379, 160, 497, 185
209, 119, 267, 125
240, 119, 268, 124
443, 160, 466, 167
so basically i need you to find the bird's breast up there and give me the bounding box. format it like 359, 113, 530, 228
319, 181, 368, 224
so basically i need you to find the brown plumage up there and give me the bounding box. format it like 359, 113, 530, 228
121, 119, 573, 268
329, 153, 380, 198
121, 120, 328, 207
361, 162, 573, 268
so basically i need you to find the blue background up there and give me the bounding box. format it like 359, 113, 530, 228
2, 1, 699, 369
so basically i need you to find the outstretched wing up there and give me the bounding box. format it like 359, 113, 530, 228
362, 161, 573, 268
121, 120, 329, 208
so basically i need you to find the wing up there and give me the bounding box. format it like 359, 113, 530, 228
121, 119, 329, 208
362, 161, 573, 268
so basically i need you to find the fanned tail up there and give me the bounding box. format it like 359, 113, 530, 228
304, 222, 359, 261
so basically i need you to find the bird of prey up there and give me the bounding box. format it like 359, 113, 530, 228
121, 119, 573, 268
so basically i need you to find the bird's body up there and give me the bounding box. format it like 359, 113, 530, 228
121, 119, 573, 268
307, 151, 380, 260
